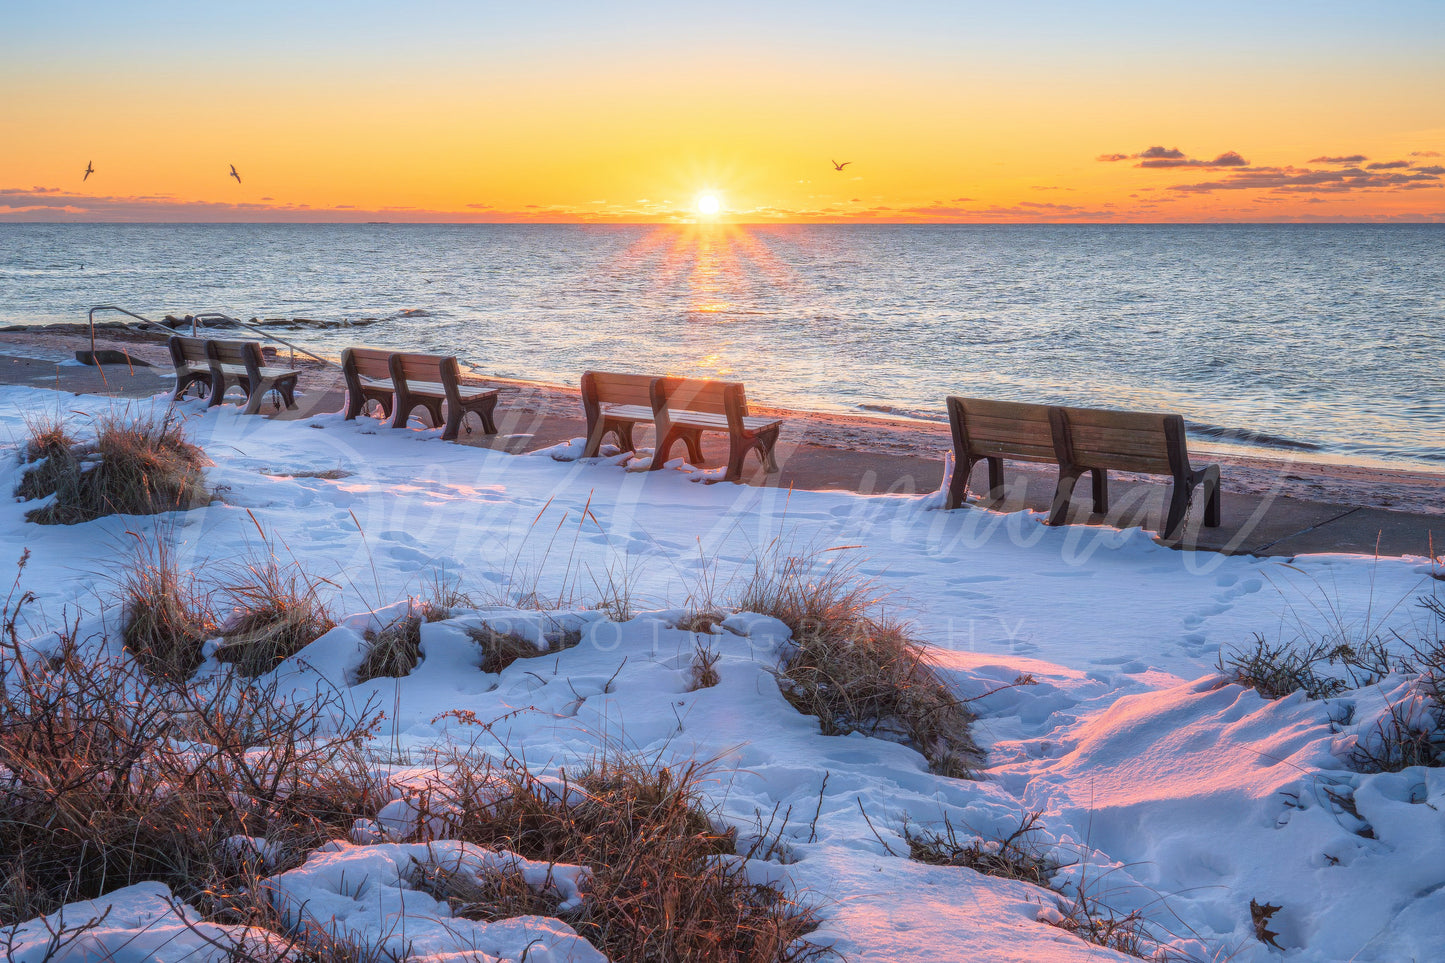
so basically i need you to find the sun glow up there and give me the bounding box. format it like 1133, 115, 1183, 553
696, 193, 721, 217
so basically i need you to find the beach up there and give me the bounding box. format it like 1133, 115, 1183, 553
2, 324, 1439, 551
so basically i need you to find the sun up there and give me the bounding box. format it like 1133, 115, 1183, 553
696, 193, 722, 217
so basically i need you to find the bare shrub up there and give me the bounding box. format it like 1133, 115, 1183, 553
419, 750, 828, 963
0, 573, 383, 925
19, 407, 209, 524
1348, 697, 1443, 772
904, 811, 1053, 885
118, 538, 216, 681
465, 623, 580, 674
688, 641, 721, 691
1219, 635, 1351, 700
214, 558, 337, 676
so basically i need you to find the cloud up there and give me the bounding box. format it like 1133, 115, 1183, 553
1414, 165, 1445, 175
1169, 165, 1444, 194
1309, 154, 1368, 164
1140, 151, 1249, 169
1100, 146, 1249, 168
1411, 150, 1442, 157
1366, 160, 1410, 170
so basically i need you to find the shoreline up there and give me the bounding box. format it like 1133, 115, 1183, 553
2, 324, 1441, 519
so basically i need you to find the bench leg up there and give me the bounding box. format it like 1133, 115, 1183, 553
1163, 480, 1194, 540
1202, 465, 1222, 528
344, 388, 364, 420
652, 426, 683, 469
1048, 469, 1084, 526
1090, 468, 1109, 515
277, 375, 298, 411
616, 422, 636, 453
944, 456, 977, 510
474, 396, 498, 435
173, 372, 210, 403
582, 417, 608, 458
442, 406, 462, 441
243, 384, 265, 416
756, 427, 780, 474
986, 457, 1005, 500
681, 428, 705, 464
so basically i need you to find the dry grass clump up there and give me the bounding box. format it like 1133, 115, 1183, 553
904, 811, 1053, 885
689, 641, 722, 690
465, 623, 582, 674
407, 858, 567, 923
1047, 897, 1153, 959
0, 564, 382, 925
213, 558, 337, 676
733, 547, 981, 778
118, 540, 217, 681
357, 614, 423, 683
18, 408, 209, 525
414, 752, 828, 963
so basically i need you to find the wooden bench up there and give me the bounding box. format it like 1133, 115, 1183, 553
387, 352, 499, 441
1049, 406, 1221, 539
580, 371, 657, 458
205, 339, 301, 415
167, 335, 214, 402
650, 376, 782, 482
944, 396, 1106, 511
945, 395, 1221, 538
341, 346, 398, 422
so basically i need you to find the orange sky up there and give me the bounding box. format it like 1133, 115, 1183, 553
2, 3, 1442, 222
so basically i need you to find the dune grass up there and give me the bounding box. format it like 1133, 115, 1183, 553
734, 545, 982, 778
17, 408, 209, 524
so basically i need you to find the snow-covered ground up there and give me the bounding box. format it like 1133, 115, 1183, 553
1, 385, 1440, 963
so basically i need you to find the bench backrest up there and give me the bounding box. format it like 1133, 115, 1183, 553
652, 377, 748, 433
581, 371, 655, 408
947, 396, 1057, 465
1052, 406, 1186, 477
168, 335, 209, 368
342, 346, 394, 382
390, 352, 461, 397
205, 339, 263, 374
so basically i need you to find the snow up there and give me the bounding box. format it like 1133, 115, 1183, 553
0, 384, 1441, 962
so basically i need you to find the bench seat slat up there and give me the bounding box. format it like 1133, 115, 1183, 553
598, 403, 655, 421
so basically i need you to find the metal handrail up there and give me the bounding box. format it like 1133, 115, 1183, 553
87, 304, 163, 357
86, 304, 340, 369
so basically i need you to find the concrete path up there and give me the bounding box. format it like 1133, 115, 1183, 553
5, 355, 1440, 561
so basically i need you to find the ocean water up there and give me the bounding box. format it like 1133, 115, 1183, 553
1, 223, 1442, 469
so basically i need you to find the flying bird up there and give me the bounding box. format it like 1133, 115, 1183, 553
831, 159, 852, 171
83, 161, 94, 181
229, 164, 242, 184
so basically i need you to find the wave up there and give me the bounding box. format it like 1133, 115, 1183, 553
1185, 421, 1324, 452
856, 403, 948, 424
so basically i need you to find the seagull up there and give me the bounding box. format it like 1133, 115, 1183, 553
831, 159, 852, 171
83, 161, 94, 181
229, 164, 242, 184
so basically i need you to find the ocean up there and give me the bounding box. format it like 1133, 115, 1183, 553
1, 222, 1442, 469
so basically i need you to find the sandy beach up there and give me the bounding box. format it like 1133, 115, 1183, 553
3, 323, 1439, 520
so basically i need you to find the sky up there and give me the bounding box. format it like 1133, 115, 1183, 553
2, 0, 1443, 223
